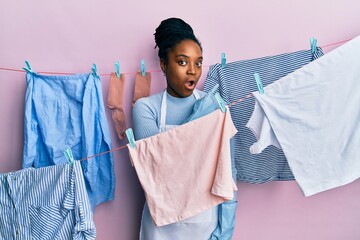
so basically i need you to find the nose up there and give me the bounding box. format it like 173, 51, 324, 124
187, 63, 196, 75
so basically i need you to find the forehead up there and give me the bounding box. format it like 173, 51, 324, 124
169, 39, 202, 57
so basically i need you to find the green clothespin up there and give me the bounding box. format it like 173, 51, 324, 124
92, 63, 99, 78
23, 60, 34, 73
115, 61, 120, 78
221, 52, 226, 67
140, 60, 146, 76
310, 37, 317, 54
254, 73, 264, 94
64, 147, 75, 166
125, 128, 136, 148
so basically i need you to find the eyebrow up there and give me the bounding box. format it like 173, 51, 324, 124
176, 54, 203, 60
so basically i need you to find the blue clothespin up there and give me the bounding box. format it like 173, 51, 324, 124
310, 37, 317, 54
254, 73, 264, 94
92, 63, 99, 78
64, 147, 75, 166
209, 83, 219, 94
140, 59, 146, 77
115, 61, 120, 78
214, 92, 227, 113
125, 128, 136, 148
221, 53, 226, 67
22, 60, 34, 73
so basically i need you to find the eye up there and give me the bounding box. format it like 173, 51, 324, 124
178, 60, 187, 66
196, 62, 203, 68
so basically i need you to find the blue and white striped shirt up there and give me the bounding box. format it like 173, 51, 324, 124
203, 48, 324, 183
0, 161, 95, 240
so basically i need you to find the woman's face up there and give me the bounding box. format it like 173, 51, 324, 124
161, 39, 203, 98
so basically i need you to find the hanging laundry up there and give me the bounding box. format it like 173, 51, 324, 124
107, 72, 127, 139
184, 87, 239, 240
127, 106, 237, 227
247, 35, 360, 196
203, 47, 324, 183
132, 71, 151, 106
22, 72, 115, 210
133, 88, 220, 240
0, 161, 96, 240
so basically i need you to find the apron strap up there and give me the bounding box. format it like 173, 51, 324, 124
160, 89, 200, 129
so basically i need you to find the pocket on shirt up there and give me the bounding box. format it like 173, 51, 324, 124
28, 205, 67, 240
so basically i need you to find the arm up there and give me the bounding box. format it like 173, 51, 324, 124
132, 98, 160, 140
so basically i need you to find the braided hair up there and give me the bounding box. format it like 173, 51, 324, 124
154, 18, 202, 63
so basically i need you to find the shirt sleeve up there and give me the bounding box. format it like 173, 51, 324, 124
132, 98, 160, 140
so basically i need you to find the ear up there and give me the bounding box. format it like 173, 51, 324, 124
160, 59, 166, 73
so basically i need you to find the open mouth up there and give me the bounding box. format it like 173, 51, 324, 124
185, 80, 196, 90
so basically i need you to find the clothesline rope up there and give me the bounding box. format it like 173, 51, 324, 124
77, 92, 254, 162
1, 37, 353, 162
77, 145, 128, 161
0, 38, 352, 75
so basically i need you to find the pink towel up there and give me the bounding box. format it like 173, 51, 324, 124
127, 107, 238, 226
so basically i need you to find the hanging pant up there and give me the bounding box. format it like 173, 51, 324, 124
0, 161, 96, 240
23, 72, 115, 209
203, 47, 324, 183
247, 36, 360, 196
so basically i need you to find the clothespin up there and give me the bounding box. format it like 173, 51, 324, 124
209, 83, 219, 94
254, 73, 264, 94
310, 37, 317, 54
140, 59, 146, 77
221, 53, 226, 67
114, 61, 120, 78
64, 147, 75, 166
92, 63, 99, 78
23, 60, 34, 73
125, 128, 136, 148
214, 92, 227, 113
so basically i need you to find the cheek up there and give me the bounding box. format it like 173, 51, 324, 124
197, 68, 203, 78
169, 68, 185, 80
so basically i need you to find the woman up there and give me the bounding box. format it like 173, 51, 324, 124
132, 17, 219, 240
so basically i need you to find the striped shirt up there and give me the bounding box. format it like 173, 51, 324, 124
248, 36, 360, 196
0, 161, 95, 240
203, 48, 324, 183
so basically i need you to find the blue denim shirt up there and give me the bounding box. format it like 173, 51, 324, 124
23, 72, 115, 210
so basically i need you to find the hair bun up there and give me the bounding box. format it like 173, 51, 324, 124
154, 18, 201, 61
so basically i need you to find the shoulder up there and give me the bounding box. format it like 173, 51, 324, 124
133, 92, 162, 113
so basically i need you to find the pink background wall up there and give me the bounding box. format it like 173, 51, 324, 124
1, 1, 360, 239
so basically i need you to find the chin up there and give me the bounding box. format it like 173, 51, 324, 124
181, 90, 194, 98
